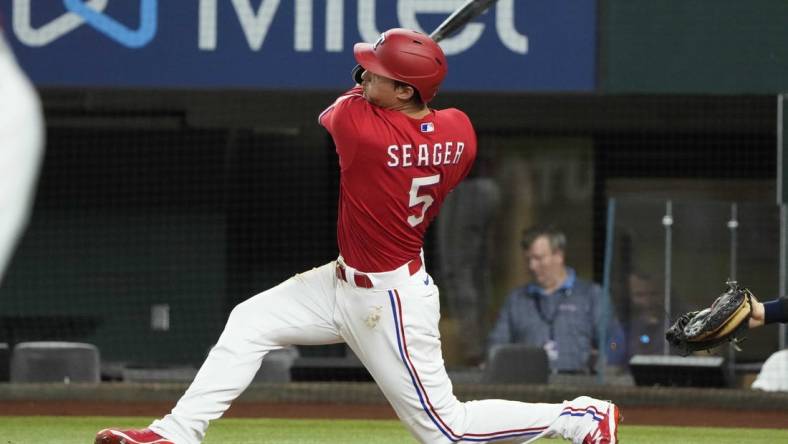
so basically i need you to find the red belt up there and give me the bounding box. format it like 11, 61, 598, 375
336, 257, 422, 289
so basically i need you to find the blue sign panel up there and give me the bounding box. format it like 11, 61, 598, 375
1, 0, 596, 92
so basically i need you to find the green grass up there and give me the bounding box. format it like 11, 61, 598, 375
0, 417, 416, 444
0, 417, 786, 443
618, 425, 786, 443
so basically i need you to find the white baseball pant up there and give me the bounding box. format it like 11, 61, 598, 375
150, 260, 607, 443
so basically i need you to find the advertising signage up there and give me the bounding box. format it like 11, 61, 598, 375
2, 0, 596, 92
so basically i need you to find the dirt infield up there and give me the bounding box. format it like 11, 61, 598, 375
1, 400, 787, 429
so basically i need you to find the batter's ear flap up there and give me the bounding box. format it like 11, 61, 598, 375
352, 64, 365, 84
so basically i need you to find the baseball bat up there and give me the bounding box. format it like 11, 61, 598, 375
429, 0, 499, 42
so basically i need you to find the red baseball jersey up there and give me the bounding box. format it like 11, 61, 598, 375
319, 86, 477, 272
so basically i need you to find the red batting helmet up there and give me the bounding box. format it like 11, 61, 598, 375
353, 28, 448, 103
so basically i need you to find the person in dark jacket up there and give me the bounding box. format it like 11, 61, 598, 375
487, 225, 622, 374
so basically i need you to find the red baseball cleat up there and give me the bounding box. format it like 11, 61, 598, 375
583, 403, 621, 444
95, 428, 174, 444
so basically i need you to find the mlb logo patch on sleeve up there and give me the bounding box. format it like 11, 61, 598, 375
420, 122, 434, 133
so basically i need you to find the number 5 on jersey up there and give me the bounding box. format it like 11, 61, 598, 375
407, 174, 441, 227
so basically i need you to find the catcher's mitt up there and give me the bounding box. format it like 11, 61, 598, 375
665, 280, 754, 355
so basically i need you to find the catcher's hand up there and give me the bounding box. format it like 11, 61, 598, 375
665, 280, 754, 356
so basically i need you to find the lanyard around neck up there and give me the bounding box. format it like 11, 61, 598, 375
534, 289, 570, 340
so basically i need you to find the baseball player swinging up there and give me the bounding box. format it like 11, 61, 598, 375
96, 29, 620, 444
